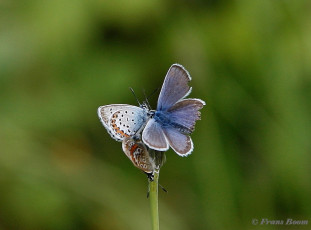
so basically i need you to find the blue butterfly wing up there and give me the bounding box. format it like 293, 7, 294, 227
160, 99, 205, 156
167, 99, 205, 134
142, 119, 169, 151
157, 64, 192, 111
143, 64, 205, 155
162, 127, 193, 156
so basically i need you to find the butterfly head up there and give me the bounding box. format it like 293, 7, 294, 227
140, 101, 150, 110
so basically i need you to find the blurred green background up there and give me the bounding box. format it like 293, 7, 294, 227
1, 0, 311, 229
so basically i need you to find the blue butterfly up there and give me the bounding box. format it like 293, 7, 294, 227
142, 64, 205, 156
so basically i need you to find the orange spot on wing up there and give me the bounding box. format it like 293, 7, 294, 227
111, 118, 130, 138
129, 144, 139, 165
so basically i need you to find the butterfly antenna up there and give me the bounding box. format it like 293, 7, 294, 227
129, 87, 141, 106
159, 183, 168, 193
146, 180, 167, 198
147, 87, 160, 100
143, 89, 151, 109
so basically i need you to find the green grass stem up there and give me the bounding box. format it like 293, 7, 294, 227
149, 171, 159, 230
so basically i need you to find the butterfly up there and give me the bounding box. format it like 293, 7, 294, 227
141, 64, 205, 156
98, 64, 205, 156
122, 135, 158, 181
